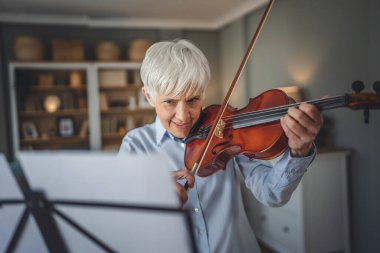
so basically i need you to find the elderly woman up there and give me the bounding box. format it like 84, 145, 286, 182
119, 39, 323, 253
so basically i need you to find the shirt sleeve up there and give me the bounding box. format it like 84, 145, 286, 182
236, 145, 316, 207
118, 133, 144, 155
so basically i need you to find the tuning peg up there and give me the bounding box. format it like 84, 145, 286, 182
352, 80, 364, 93
373, 81, 380, 94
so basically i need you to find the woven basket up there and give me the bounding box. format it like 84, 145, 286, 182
127, 39, 152, 62
52, 40, 84, 61
96, 41, 121, 61
13, 36, 45, 61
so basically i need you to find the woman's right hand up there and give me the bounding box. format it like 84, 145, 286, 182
172, 170, 195, 206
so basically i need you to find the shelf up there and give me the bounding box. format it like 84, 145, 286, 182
21, 136, 89, 145
29, 85, 87, 92
99, 85, 142, 92
10, 62, 90, 69
102, 133, 124, 141
20, 109, 88, 118
101, 108, 155, 115
94, 61, 142, 69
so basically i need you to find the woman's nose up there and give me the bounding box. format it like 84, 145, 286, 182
176, 102, 190, 121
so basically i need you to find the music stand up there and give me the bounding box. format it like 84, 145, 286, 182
0, 152, 196, 253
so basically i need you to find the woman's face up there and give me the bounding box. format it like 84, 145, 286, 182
142, 88, 204, 138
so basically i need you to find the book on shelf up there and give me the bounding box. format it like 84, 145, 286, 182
101, 118, 118, 134
24, 96, 42, 112
99, 70, 127, 87
126, 116, 135, 131
99, 92, 109, 111
133, 70, 142, 85
61, 92, 75, 110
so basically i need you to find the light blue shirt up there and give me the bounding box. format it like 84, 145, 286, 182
119, 117, 315, 253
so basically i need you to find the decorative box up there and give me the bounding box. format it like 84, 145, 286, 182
127, 39, 152, 62
95, 41, 121, 61
99, 70, 127, 87
38, 74, 54, 87
52, 40, 84, 61
13, 36, 45, 61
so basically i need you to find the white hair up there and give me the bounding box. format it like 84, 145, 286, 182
140, 39, 211, 101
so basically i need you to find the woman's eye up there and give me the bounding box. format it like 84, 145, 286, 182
188, 97, 199, 104
165, 100, 175, 105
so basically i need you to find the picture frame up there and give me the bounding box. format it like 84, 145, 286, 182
21, 122, 39, 140
58, 117, 75, 137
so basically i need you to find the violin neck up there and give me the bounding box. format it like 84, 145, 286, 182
233, 95, 348, 129
302, 94, 349, 111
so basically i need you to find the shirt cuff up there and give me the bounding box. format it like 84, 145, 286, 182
289, 143, 317, 161
274, 144, 317, 186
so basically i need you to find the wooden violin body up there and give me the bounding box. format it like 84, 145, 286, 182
185, 89, 291, 177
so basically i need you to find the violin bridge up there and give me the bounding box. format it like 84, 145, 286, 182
215, 119, 226, 138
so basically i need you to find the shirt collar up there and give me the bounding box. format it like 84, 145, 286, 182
155, 117, 169, 146
154, 117, 185, 146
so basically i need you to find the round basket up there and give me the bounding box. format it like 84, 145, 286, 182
13, 36, 45, 61
95, 41, 121, 61
127, 39, 152, 62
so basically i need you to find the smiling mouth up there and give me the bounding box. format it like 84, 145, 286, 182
172, 122, 190, 129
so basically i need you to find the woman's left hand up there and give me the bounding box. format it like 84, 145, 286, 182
280, 103, 323, 157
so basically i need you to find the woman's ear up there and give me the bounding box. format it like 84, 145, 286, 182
141, 87, 155, 107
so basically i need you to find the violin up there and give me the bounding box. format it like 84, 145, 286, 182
184, 82, 380, 177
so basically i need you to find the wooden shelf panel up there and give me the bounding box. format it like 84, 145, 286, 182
101, 108, 155, 115
29, 86, 87, 92
102, 133, 124, 141
21, 136, 89, 145
20, 109, 88, 118
99, 85, 142, 92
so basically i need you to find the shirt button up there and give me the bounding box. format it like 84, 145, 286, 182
181, 143, 185, 148
194, 208, 199, 212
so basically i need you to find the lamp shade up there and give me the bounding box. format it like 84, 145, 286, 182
277, 86, 302, 102
44, 95, 61, 112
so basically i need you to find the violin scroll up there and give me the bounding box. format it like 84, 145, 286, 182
347, 81, 380, 123
348, 80, 380, 109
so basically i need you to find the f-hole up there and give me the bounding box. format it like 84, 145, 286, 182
211, 135, 233, 155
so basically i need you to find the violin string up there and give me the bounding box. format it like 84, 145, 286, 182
222, 95, 345, 121
225, 95, 346, 128
202, 95, 346, 130
224, 95, 346, 129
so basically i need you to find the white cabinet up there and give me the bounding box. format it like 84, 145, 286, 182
242, 151, 350, 253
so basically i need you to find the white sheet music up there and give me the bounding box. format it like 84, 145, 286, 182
19, 152, 177, 206
3, 151, 195, 253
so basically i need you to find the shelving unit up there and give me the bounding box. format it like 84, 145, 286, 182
93, 62, 155, 150
9, 62, 92, 151
9, 61, 156, 152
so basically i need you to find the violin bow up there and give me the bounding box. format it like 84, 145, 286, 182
188, 0, 276, 179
